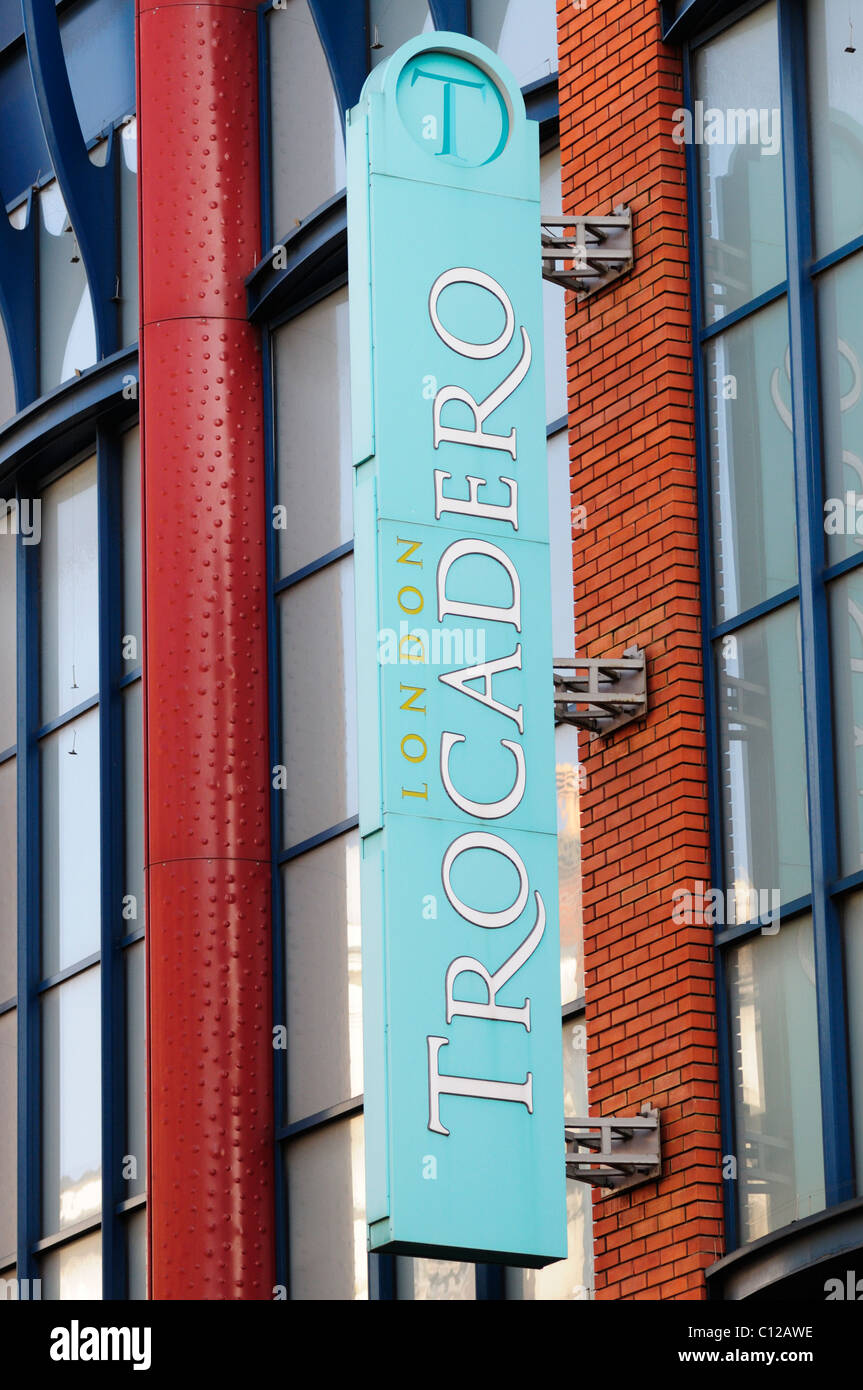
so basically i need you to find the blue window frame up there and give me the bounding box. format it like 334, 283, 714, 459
680, 0, 863, 1250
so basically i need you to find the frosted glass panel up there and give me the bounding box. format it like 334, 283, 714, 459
541, 148, 567, 424
396, 1257, 475, 1300
0, 505, 16, 750
279, 558, 358, 847
472, 0, 559, 87
370, 0, 433, 68
818, 253, 863, 567
706, 299, 796, 622
120, 118, 139, 346
41, 1230, 102, 1300
0, 1009, 16, 1261
286, 1116, 367, 1300
38, 182, 97, 392
274, 289, 352, 577
42, 967, 102, 1235
727, 918, 825, 1242
269, 1, 346, 235
123, 682, 144, 927
716, 605, 810, 909
122, 425, 142, 664
0, 758, 16, 1002
548, 429, 574, 659
842, 892, 863, 1197
125, 941, 146, 1199
40, 456, 99, 723
808, 0, 863, 257
283, 832, 362, 1124
694, 3, 785, 322
829, 569, 863, 875
41, 709, 101, 977
127, 1207, 147, 1300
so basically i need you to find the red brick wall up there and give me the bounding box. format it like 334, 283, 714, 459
557, 0, 725, 1299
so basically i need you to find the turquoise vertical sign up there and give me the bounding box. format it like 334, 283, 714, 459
348, 33, 566, 1266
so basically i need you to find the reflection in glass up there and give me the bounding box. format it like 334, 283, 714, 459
0, 1009, 16, 1261
818, 253, 863, 566
808, 0, 863, 258
507, 1018, 593, 1298
41, 709, 101, 978
0, 506, 16, 750
286, 1116, 367, 1300
694, 3, 785, 322
123, 683, 144, 924
274, 290, 352, 577
127, 1207, 147, 1300
707, 301, 796, 623
283, 833, 362, 1124
38, 181, 97, 392
40, 456, 99, 723
829, 570, 863, 874
42, 966, 102, 1235
370, 0, 433, 68
122, 426, 142, 657
120, 118, 139, 347
716, 605, 809, 909
727, 917, 825, 1242
41, 1230, 102, 1300
472, 0, 559, 88
279, 558, 358, 848
841, 892, 863, 1196
125, 942, 146, 1199
268, 1, 346, 236
0, 758, 16, 1002
541, 148, 567, 424
396, 1257, 475, 1300
556, 725, 583, 1003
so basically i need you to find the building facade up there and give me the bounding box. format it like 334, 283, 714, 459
0, 0, 861, 1302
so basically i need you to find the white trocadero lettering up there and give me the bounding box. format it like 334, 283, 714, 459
425, 265, 544, 1134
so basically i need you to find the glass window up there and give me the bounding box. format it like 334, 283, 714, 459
694, 2, 786, 323
818, 252, 863, 566
726, 916, 825, 1242
38, 182, 97, 393
396, 1257, 475, 1299
0, 1009, 16, 1262
807, 0, 863, 259
40, 1229, 102, 1300
286, 1115, 367, 1300
283, 832, 362, 1124
842, 891, 863, 1196
122, 425, 142, 659
472, 0, 559, 88
42, 966, 102, 1235
120, 118, 139, 347
506, 1017, 593, 1297
548, 430, 574, 659
0, 309, 14, 426
541, 148, 567, 425
829, 568, 863, 875
268, 0, 346, 237
556, 725, 583, 1004
40, 456, 99, 724
41, 709, 101, 978
0, 506, 16, 750
279, 558, 358, 848
274, 290, 352, 577
125, 941, 146, 1200
126, 1207, 147, 1300
370, 0, 433, 69
706, 299, 796, 623
0, 758, 16, 1003
123, 683, 144, 929
716, 605, 810, 909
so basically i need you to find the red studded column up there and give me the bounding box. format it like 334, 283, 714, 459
136, 0, 275, 1298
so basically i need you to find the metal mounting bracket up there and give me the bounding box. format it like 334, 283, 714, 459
541, 206, 633, 298
554, 645, 647, 735
565, 1106, 661, 1192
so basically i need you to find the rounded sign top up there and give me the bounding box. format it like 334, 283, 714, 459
395, 51, 510, 168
